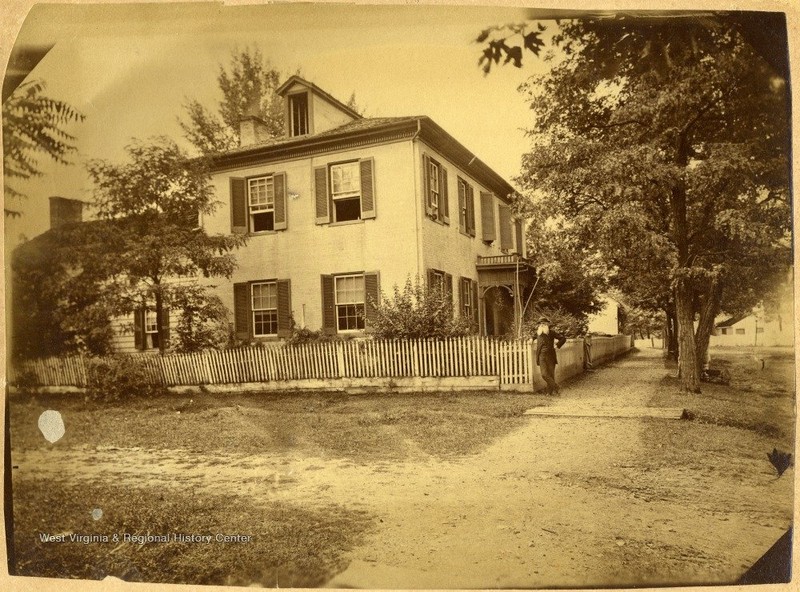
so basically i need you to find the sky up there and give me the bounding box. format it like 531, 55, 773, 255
3, 3, 558, 246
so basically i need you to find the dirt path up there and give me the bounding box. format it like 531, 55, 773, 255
12, 349, 793, 588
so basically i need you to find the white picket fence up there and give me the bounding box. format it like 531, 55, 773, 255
9, 335, 632, 389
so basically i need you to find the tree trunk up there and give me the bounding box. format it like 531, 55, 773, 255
675, 284, 700, 392
664, 306, 678, 359
695, 276, 723, 372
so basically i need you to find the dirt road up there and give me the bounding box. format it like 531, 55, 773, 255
12, 348, 793, 587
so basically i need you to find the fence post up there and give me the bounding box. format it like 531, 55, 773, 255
336, 341, 345, 378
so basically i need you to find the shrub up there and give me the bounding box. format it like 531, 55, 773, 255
171, 288, 233, 353
12, 367, 40, 397
285, 318, 340, 346
522, 306, 586, 339
85, 356, 167, 403
369, 276, 474, 339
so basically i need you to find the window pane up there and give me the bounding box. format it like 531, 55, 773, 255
252, 283, 277, 311
145, 310, 158, 333
336, 275, 364, 305
254, 310, 278, 336
331, 162, 360, 197
252, 211, 274, 232
334, 197, 361, 222
337, 304, 365, 331
249, 177, 274, 208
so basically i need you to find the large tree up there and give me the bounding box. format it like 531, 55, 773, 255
510, 15, 791, 392
86, 137, 246, 354
3, 79, 84, 216
178, 47, 285, 155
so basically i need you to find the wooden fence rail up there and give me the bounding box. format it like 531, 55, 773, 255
9, 335, 632, 389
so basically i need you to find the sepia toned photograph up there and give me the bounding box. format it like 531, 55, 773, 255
2, 2, 796, 589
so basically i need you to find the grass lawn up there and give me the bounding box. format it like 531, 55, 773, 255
10, 389, 549, 461
11, 478, 371, 587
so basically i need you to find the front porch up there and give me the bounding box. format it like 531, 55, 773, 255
476, 254, 536, 337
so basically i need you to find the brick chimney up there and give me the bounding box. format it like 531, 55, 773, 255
49, 196, 83, 229
239, 115, 272, 147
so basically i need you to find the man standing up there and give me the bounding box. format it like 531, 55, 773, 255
536, 317, 566, 395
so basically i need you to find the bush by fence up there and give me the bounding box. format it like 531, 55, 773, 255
9, 335, 632, 391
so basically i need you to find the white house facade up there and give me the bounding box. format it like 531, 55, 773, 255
191, 76, 529, 345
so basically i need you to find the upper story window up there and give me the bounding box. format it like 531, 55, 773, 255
335, 274, 366, 332
230, 173, 287, 234
422, 153, 449, 224
330, 161, 361, 222
248, 176, 275, 232
252, 282, 278, 337
289, 93, 309, 136
314, 158, 376, 224
457, 177, 476, 237
134, 307, 169, 351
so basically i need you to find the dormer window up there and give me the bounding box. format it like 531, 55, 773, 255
288, 92, 309, 136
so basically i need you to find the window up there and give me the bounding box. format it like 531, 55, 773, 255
457, 177, 475, 236
289, 93, 309, 136
330, 161, 362, 222
335, 275, 365, 331
230, 173, 287, 233
423, 154, 449, 224
461, 277, 474, 318
429, 160, 440, 218
736, 328, 746, 335
720, 328, 729, 335
314, 159, 375, 224
145, 310, 158, 334
429, 269, 445, 293
756, 327, 765, 334
134, 307, 169, 351
252, 282, 278, 337
248, 176, 275, 232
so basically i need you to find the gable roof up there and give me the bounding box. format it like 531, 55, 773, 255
716, 314, 750, 328
276, 75, 363, 121
210, 115, 515, 202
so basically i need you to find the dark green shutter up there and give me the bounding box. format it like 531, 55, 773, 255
364, 271, 380, 332
422, 153, 433, 217
133, 308, 145, 350
321, 275, 336, 335
233, 282, 251, 340
160, 308, 170, 349
230, 178, 247, 234
440, 165, 449, 224
459, 277, 467, 317
480, 192, 496, 242
444, 273, 453, 314
499, 205, 513, 250
514, 220, 523, 255
314, 166, 330, 224
360, 158, 376, 219
427, 268, 436, 292
276, 279, 292, 337
472, 279, 479, 327
458, 178, 466, 233
467, 185, 476, 236
273, 172, 287, 230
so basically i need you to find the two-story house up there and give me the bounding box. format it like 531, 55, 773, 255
196, 76, 533, 344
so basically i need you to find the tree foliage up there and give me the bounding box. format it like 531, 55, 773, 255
178, 47, 285, 155
511, 15, 791, 391
370, 277, 473, 339
2, 79, 84, 215
84, 137, 247, 354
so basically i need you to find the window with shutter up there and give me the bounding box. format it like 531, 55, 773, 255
422, 153, 449, 224
460, 277, 474, 319
316, 158, 376, 224
444, 273, 453, 313
480, 192, 496, 242
457, 177, 475, 237
471, 279, 479, 327
466, 185, 476, 236
133, 308, 145, 350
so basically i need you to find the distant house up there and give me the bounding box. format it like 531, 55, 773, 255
711, 271, 794, 347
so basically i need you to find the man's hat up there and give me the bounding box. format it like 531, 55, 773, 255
538, 317, 550, 324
